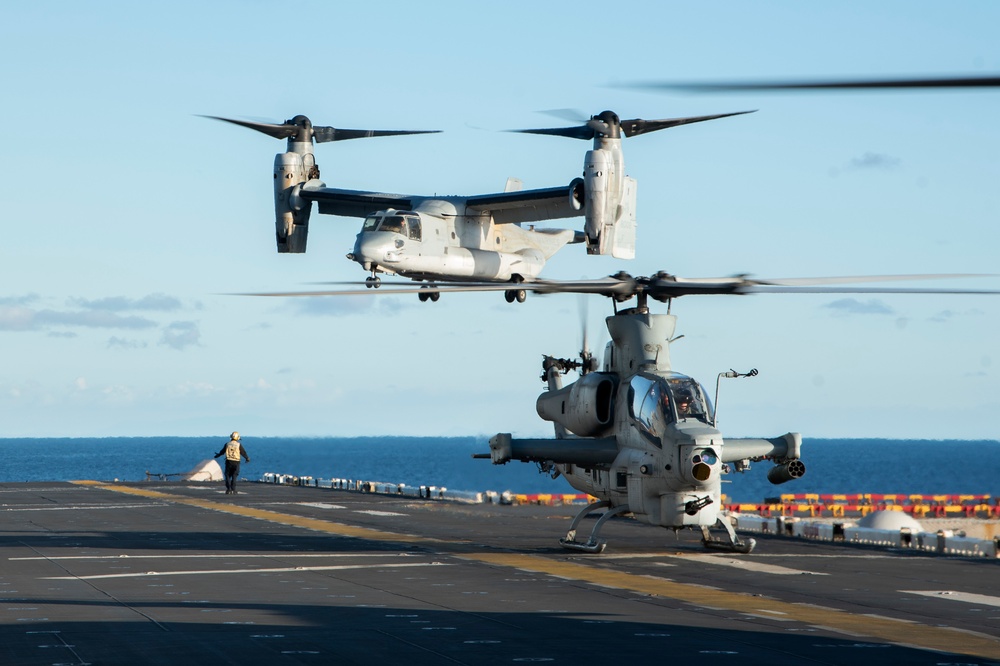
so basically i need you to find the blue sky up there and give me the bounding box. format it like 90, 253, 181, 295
1, 1, 998, 439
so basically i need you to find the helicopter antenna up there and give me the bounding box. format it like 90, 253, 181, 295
713, 368, 758, 426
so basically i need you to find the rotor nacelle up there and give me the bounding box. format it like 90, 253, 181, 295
274, 152, 316, 253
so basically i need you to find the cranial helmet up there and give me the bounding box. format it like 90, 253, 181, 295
231, 431, 240, 441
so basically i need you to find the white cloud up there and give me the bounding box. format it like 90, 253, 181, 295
0, 304, 158, 331
71, 294, 183, 312
108, 336, 148, 349
824, 298, 894, 316
159, 321, 201, 350
848, 152, 901, 170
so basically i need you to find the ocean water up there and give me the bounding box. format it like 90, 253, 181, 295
0, 437, 997, 503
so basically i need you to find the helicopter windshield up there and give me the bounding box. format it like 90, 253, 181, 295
628, 374, 671, 446
361, 212, 421, 240
663, 372, 714, 424
628, 373, 715, 439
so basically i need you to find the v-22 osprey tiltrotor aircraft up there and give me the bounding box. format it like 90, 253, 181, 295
209, 110, 751, 302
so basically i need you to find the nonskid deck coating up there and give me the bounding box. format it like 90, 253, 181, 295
0, 481, 997, 665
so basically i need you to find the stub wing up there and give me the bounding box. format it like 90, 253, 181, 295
299, 184, 415, 218
723, 433, 802, 462
485, 433, 619, 465
466, 183, 584, 224
300, 181, 585, 225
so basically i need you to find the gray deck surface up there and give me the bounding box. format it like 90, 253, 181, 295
1, 481, 998, 665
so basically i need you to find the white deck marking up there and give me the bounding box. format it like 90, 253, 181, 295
12, 553, 414, 562
1, 503, 166, 512
594, 553, 682, 560
659, 554, 828, 576
299, 503, 346, 510
43, 561, 449, 580
903, 591, 1000, 608
355, 510, 406, 517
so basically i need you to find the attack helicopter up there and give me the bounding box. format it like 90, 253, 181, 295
208, 110, 751, 303
475, 272, 1000, 553
248, 271, 999, 553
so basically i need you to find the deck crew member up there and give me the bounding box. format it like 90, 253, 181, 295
214, 431, 250, 494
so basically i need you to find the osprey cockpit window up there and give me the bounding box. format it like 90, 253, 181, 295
378, 215, 406, 234
404, 215, 421, 241
364, 211, 421, 240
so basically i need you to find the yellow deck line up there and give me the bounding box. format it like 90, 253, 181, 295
459, 552, 1000, 660
73, 481, 432, 544
77, 482, 1000, 660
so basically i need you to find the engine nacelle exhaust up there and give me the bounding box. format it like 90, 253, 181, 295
274, 152, 314, 253
767, 459, 806, 485
568, 177, 585, 210
535, 372, 616, 437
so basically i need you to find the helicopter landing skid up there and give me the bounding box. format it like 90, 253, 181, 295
559, 500, 631, 554
700, 515, 756, 554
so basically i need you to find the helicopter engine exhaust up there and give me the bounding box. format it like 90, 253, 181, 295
535, 372, 617, 437
767, 459, 806, 485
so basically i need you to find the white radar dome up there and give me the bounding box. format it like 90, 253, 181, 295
857, 510, 923, 533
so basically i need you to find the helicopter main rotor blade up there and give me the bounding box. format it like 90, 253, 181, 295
745, 286, 1000, 295
238, 273, 1000, 300
628, 74, 1000, 93
742, 273, 1000, 287
235, 281, 522, 298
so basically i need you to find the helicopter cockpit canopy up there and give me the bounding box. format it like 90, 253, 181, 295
629, 372, 715, 445
665, 373, 714, 423
361, 210, 422, 241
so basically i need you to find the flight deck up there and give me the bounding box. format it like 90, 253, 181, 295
1, 481, 997, 665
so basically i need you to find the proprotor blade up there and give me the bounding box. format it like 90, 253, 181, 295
513, 109, 754, 140
620, 110, 755, 137
311, 127, 441, 143
513, 124, 598, 140
204, 115, 440, 143
631, 74, 1000, 93
203, 115, 300, 140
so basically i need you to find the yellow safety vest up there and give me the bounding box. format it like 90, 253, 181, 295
225, 441, 241, 462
